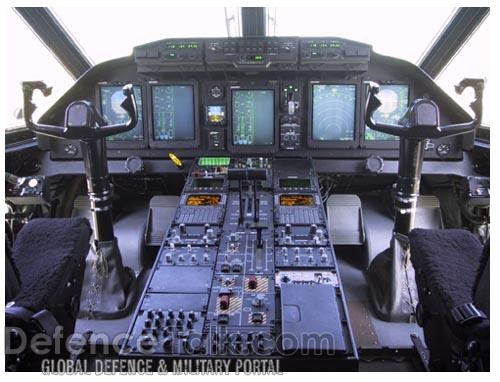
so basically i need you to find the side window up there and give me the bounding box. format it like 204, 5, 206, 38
6, 9, 74, 130
435, 16, 490, 128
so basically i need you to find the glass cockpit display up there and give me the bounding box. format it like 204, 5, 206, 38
365, 84, 409, 141
312, 84, 356, 141
100, 85, 144, 141
152, 85, 195, 141
207, 105, 226, 125
232, 89, 274, 145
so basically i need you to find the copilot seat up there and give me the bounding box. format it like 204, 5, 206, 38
409, 229, 489, 371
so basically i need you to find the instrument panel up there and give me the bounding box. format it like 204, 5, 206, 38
46, 36, 470, 161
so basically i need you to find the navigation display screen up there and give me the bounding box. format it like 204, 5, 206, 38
100, 85, 144, 141
152, 85, 195, 141
365, 84, 409, 141
232, 89, 274, 145
312, 84, 356, 141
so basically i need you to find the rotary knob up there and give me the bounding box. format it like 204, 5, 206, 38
365, 155, 384, 174
125, 156, 144, 174
139, 335, 155, 351
209, 85, 224, 99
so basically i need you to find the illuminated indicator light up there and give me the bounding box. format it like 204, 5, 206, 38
198, 157, 230, 166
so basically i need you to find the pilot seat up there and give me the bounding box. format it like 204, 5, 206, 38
5, 218, 91, 370
409, 229, 489, 371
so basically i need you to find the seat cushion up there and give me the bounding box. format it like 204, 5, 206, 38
409, 229, 483, 310
10, 218, 92, 312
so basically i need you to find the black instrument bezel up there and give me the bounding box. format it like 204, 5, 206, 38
147, 80, 200, 149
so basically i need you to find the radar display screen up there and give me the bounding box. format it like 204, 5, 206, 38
192, 178, 224, 188
279, 178, 311, 189
312, 84, 356, 141
232, 89, 274, 145
207, 105, 226, 124
100, 85, 144, 141
365, 84, 409, 141
186, 194, 222, 206
279, 195, 315, 207
152, 85, 195, 141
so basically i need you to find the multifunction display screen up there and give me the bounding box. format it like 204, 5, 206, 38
312, 84, 356, 141
151, 85, 195, 141
232, 89, 274, 145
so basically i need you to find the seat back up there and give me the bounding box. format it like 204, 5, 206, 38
409, 229, 489, 371
5, 218, 91, 370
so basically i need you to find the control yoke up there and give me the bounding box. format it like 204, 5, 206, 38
22, 81, 138, 140
365, 79, 483, 140
21, 82, 139, 320
363, 78, 485, 322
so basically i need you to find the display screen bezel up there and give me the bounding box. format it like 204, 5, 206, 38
147, 80, 200, 149
96, 82, 147, 149
307, 80, 360, 149
228, 84, 279, 154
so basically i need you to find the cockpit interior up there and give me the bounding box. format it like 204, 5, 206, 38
4, 5, 491, 373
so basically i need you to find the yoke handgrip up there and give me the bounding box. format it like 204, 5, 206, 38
365, 79, 483, 140
22, 82, 138, 141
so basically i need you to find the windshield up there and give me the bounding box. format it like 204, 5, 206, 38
51, 7, 236, 65
51, 7, 455, 66
270, 7, 455, 64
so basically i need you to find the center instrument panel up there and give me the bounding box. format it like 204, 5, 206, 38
46, 36, 471, 161
120, 158, 358, 370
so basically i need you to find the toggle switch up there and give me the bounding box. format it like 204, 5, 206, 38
162, 335, 173, 351
252, 294, 265, 307
179, 223, 186, 235
309, 224, 317, 235
178, 309, 185, 319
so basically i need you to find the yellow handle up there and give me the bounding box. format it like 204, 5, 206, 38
168, 153, 183, 169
